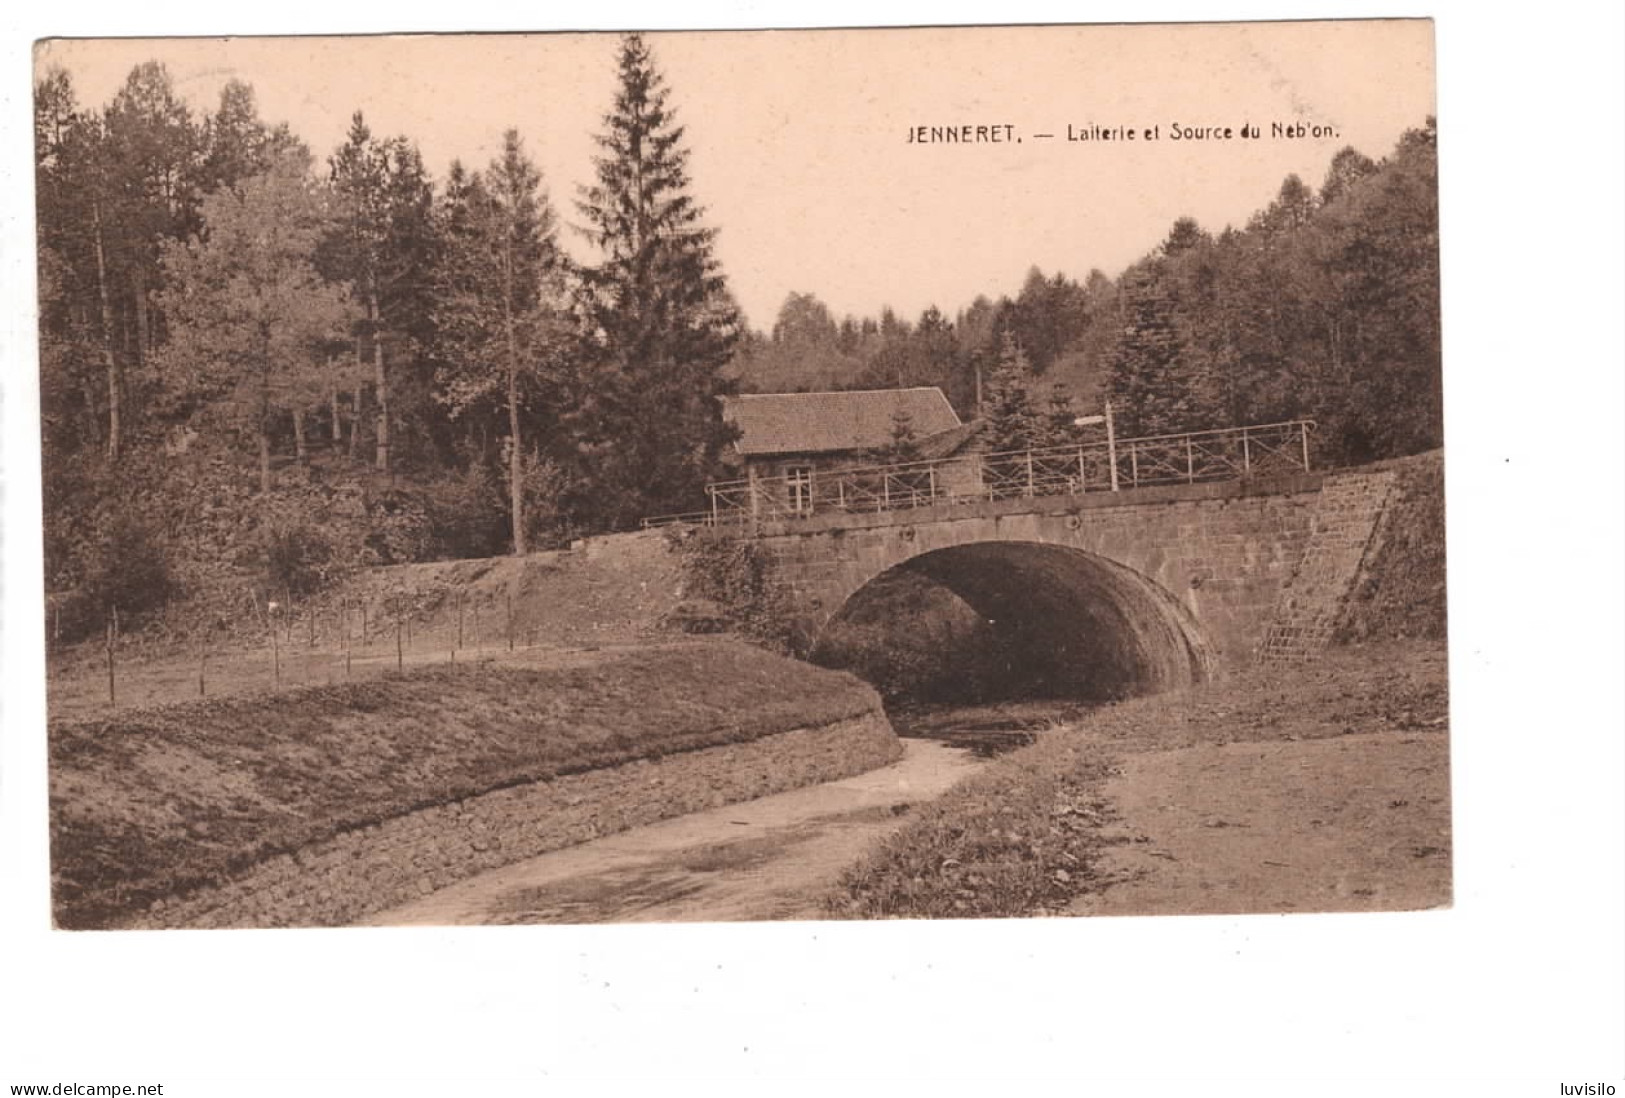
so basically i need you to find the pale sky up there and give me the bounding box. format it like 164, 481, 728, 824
37, 21, 1435, 332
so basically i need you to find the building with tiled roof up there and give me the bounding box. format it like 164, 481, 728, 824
722, 388, 962, 459
720, 388, 984, 515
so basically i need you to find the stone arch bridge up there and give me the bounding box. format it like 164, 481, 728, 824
742, 468, 1398, 700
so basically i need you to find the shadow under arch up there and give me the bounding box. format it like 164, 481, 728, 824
810, 540, 1216, 703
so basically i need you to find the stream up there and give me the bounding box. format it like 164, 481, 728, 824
363, 703, 1088, 926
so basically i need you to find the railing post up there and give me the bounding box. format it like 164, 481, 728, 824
1105, 401, 1119, 492
1242, 429, 1251, 474
928, 465, 937, 501
1186, 436, 1195, 483
1130, 443, 1139, 488
1025, 450, 1034, 496
882, 473, 890, 510
708, 486, 719, 526
1301, 423, 1312, 471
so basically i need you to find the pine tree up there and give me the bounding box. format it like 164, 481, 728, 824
433, 130, 568, 555
880, 410, 920, 464
1108, 260, 1192, 436
320, 115, 435, 472
574, 32, 740, 528
199, 80, 304, 195
101, 62, 203, 376
984, 332, 1043, 453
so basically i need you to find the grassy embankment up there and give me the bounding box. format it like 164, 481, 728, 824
1338, 450, 1448, 643
829, 453, 1448, 918
51, 641, 879, 929
830, 641, 1447, 918
46, 536, 690, 719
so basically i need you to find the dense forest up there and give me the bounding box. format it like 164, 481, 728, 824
733, 120, 1441, 458
34, 33, 1439, 640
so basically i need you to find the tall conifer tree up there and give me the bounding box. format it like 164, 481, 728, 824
434, 130, 567, 555
575, 32, 740, 528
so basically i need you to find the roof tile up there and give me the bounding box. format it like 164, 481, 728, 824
723, 388, 962, 456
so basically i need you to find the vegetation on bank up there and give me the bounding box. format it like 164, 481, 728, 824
827, 640, 1448, 919
50, 641, 880, 929
664, 530, 797, 651
1338, 450, 1447, 643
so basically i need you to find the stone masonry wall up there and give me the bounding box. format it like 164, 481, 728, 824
759, 476, 1324, 668
1256, 470, 1398, 663
128, 712, 901, 930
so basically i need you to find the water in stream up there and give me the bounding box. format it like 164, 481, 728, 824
884, 699, 1100, 757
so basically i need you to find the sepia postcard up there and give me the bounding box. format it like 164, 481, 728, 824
29, 21, 1447, 936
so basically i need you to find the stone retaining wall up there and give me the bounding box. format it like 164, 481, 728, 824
1257, 470, 1398, 662
129, 711, 901, 930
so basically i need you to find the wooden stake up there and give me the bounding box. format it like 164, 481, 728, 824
105, 613, 116, 708
457, 590, 465, 651
506, 591, 514, 652
198, 641, 206, 697
396, 617, 403, 670
272, 616, 281, 688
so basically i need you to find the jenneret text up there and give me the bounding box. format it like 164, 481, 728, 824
907, 124, 1018, 144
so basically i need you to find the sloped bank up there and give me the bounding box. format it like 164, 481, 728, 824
50, 641, 898, 930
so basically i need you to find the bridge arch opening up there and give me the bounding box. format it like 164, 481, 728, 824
810, 541, 1215, 705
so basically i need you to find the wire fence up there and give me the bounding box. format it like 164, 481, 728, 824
46, 584, 562, 720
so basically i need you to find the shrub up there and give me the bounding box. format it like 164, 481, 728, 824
521, 451, 578, 552
667, 532, 796, 651
418, 463, 509, 560
261, 519, 332, 598
365, 489, 434, 565
77, 509, 173, 624
256, 485, 373, 597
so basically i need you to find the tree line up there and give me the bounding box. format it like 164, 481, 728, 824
732, 118, 1440, 465
36, 36, 1438, 639
37, 34, 740, 632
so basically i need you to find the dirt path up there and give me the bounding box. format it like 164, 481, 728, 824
1072, 730, 1451, 916
365, 740, 986, 926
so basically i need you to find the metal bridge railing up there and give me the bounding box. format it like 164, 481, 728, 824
651, 419, 1314, 529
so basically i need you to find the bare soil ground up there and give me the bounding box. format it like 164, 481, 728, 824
1071, 731, 1450, 916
